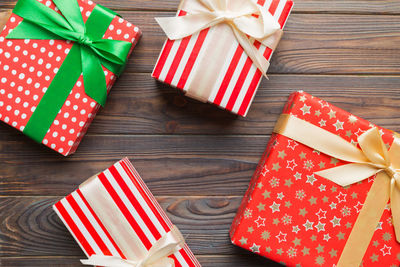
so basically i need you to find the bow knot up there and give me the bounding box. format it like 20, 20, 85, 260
77, 34, 93, 46
155, 0, 283, 76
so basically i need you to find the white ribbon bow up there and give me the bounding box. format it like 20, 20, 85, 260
81, 226, 185, 267
155, 0, 282, 76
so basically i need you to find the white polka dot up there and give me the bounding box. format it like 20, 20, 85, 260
82, 98, 88, 103
51, 143, 56, 149
38, 58, 43, 65
134, 27, 139, 32
10, 17, 15, 22
19, 126, 24, 131
60, 136, 65, 141
0, 101, 3, 106
26, 78, 32, 84
49, 40, 55, 45
21, 113, 27, 119
24, 39, 30, 44
37, 71, 42, 77
65, 100, 71, 106
30, 54, 36, 60
12, 121, 17, 127
54, 120, 59, 125
3, 65, 9, 70
23, 102, 29, 108
77, 81, 82, 87
124, 34, 129, 39
13, 57, 19, 62
45, 1, 51, 7
22, 63, 27, 68
64, 112, 69, 118
15, 97, 21, 103
53, 131, 58, 137
15, 45, 20, 51
1, 77, 6, 83
79, 121, 85, 127
80, 109, 86, 115
118, 18, 124, 23
6, 105, 12, 111
10, 82, 15, 87
18, 73, 25, 79
65, 48, 70, 54
62, 124, 67, 130
24, 90, 30, 95
127, 23, 132, 27
14, 110, 19, 116
90, 102, 96, 108
86, 11, 91, 17
33, 95, 38, 101
4, 117, 9, 123
40, 47, 46, 53
117, 29, 122, 35
56, 56, 61, 61
75, 93, 80, 99
5, 52, 10, 58
32, 43, 38, 48
48, 51, 54, 58
31, 106, 36, 112
69, 129, 75, 134
29, 66, 35, 72
7, 93, 12, 99
46, 63, 51, 69
11, 70, 17, 75
43, 139, 48, 145
68, 140, 73, 146
7, 41, 12, 47
45, 76, 51, 81
73, 105, 78, 111
57, 44, 62, 50
34, 83, 40, 89
71, 117, 77, 122
53, 68, 58, 74
23, 50, 28, 56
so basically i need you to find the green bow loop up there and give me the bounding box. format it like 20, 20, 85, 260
7, 0, 132, 106
5, 0, 133, 144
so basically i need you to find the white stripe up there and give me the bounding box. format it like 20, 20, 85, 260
174, 251, 190, 267
274, 0, 286, 19
115, 162, 167, 236
170, 33, 199, 88
158, 39, 182, 83
103, 169, 157, 244
219, 52, 248, 108
123, 159, 173, 228
60, 198, 103, 254
184, 26, 214, 92
72, 191, 121, 257
232, 46, 267, 114
152, 40, 169, 77
53, 203, 91, 257
183, 245, 199, 266
208, 39, 238, 103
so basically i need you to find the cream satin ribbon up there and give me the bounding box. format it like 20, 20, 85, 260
81, 225, 185, 267
274, 114, 400, 267
155, 0, 282, 76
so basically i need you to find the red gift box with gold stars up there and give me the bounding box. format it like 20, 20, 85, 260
230, 91, 400, 266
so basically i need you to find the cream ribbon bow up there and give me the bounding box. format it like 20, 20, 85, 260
275, 114, 400, 266
155, 0, 282, 76
81, 226, 185, 267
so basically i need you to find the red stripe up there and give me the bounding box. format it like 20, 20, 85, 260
257, 0, 266, 5
76, 189, 126, 259
278, 0, 293, 27
97, 172, 153, 250
169, 254, 182, 267
213, 45, 244, 105
54, 202, 95, 256
120, 161, 171, 233
238, 70, 262, 116
66, 195, 112, 256
179, 248, 196, 267
269, 0, 280, 15
225, 42, 262, 111
109, 165, 162, 241
164, 36, 191, 84
176, 28, 209, 90
152, 40, 174, 79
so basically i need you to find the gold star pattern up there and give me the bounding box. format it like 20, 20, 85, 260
294, 172, 302, 180
382, 232, 392, 241
299, 152, 307, 159
310, 235, 317, 241
278, 150, 287, 159
285, 201, 292, 208
372, 240, 379, 247
276, 248, 283, 255
322, 196, 329, 203
348, 115, 358, 124
315, 110, 321, 116
272, 162, 281, 171
328, 109, 336, 119
302, 247, 310, 256
248, 226, 254, 233
292, 237, 301, 246
299, 208, 308, 217
262, 190, 271, 199
337, 232, 345, 240
300, 104, 311, 115
257, 182, 263, 189
284, 178, 293, 187
330, 157, 339, 165
273, 218, 280, 225
345, 222, 352, 229
299, 95, 307, 102
316, 244, 324, 253
318, 161, 325, 169
370, 253, 379, 263
257, 202, 265, 211
308, 196, 317, 205
261, 231, 270, 241
239, 236, 247, 245
329, 249, 337, 258
319, 119, 326, 127
333, 120, 344, 131
345, 130, 352, 137
315, 256, 325, 266
351, 192, 358, 199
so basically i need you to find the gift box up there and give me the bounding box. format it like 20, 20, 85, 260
53, 158, 201, 267
230, 91, 400, 266
152, 0, 293, 117
0, 0, 141, 156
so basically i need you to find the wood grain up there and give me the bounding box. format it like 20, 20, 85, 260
1, 0, 400, 14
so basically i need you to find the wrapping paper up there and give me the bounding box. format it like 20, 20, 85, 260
0, 0, 141, 156
152, 0, 293, 117
230, 91, 400, 266
53, 158, 201, 267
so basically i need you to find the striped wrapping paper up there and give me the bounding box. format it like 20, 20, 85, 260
53, 158, 201, 267
152, 0, 293, 117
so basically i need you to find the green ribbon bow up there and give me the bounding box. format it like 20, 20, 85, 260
6, 0, 132, 143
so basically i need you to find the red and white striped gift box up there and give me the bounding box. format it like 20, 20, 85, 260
53, 158, 201, 267
152, 0, 293, 117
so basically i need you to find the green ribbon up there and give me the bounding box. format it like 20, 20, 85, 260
6, 0, 132, 143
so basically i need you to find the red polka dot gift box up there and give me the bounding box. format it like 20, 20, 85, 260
152, 0, 293, 117
0, 0, 141, 156
230, 91, 400, 266
53, 158, 201, 267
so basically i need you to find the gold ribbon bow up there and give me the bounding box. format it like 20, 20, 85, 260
81, 225, 185, 267
155, 0, 282, 76
275, 114, 400, 267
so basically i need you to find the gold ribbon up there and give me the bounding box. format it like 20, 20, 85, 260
155, 0, 282, 76
81, 226, 184, 267
274, 114, 400, 267
78, 175, 185, 267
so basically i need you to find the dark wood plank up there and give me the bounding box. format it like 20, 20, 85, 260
1, 74, 399, 137
0, 196, 277, 260
0, 254, 281, 267
1, 0, 400, 14
0, 134, 265, 196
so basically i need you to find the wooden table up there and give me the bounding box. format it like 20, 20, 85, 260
1, 0, 399, 266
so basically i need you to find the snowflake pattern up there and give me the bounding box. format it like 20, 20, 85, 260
231, 91, 399, 266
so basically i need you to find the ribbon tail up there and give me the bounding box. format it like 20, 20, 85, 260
52, 0, 85, 33
81, 47, 108, 107
231, 28, 270, 77
315, 163, 380, 187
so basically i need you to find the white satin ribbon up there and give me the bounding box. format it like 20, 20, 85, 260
155, 0, 282, 76
81, 226, 185, 267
